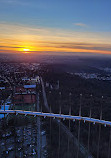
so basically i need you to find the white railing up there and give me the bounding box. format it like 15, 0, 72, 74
0, 110, 111, 127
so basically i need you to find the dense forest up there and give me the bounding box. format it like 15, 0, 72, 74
42, 69, 111, 158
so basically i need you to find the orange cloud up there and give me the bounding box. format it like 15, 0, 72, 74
0, 22, 111, 55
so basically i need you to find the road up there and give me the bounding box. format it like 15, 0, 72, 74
36, 92, 41, 158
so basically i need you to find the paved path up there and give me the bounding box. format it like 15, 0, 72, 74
41, 77, 94, 158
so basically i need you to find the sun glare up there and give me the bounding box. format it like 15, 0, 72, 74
23, 49, 30, 51
20, 48, 31, 53
23, 51, 30, 54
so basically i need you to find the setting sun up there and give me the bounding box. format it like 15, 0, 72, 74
23, 49, 30, 52
19, 47, 32, 53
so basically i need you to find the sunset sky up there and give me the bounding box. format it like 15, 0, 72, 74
0, 0, 111, 55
